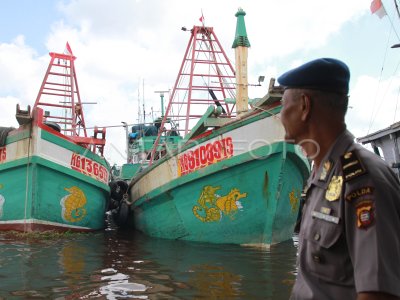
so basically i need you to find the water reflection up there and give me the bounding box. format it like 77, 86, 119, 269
0, 232, 107, 299
0, 228, 298, 299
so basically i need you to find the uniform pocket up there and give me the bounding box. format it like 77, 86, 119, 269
303, 218, 352, 283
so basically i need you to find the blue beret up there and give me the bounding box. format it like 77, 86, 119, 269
277, 58, 350, 94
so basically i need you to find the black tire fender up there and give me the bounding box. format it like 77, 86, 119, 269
109, 180, 128, 201
115, 201, 129, 226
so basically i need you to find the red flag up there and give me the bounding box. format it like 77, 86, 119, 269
199, 10, 205, 25
66, 42, 73, 55
370, 0, 387, 18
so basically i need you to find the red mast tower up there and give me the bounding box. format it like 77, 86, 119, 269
150, 25, 237, 164
33, 43, 106, 155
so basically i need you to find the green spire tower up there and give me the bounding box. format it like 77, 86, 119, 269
232, 8, 250, 117
232, 8, 251, 48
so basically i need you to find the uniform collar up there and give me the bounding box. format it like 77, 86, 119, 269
307, 130, 355, 189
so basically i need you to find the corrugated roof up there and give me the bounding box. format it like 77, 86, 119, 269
357, 121, 400, 144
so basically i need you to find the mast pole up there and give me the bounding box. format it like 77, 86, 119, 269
232, 8, 251, 117
154, 90, 169, 117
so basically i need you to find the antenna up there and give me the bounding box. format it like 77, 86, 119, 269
143, 79, 145, 124
154, 90, 170, 117
137, 82, 140, 123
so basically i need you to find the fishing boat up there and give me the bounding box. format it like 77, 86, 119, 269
108, 99, 183, 225
0, 44, 110, 232
119, 9, 310, 246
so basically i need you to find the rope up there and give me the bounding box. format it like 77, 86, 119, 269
393, 84, 400, 123
24, 125, 33, 232
367, 15, 394, 133
369, 58, 400, 132
252, 105, 281, 120
367, 2, 400, 133
394, 0, 400, 20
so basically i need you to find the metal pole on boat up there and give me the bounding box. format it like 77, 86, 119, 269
121, 121, 129, 163
154, 90, 169, 117
232, 8, 251, 117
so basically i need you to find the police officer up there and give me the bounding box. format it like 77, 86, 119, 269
278, 58, 400, 300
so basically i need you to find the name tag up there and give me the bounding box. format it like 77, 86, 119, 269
311, 211, 340, 224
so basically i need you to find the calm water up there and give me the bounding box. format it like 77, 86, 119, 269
0, 223, 299, 299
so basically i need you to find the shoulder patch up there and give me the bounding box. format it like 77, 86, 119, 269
340, 151, 367, 182
356, 200, 374, 229
345, 186, 375, 202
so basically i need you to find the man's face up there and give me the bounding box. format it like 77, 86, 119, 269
280, 89, 305, 144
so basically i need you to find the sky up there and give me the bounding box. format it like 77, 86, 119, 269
1, 0, 400, 166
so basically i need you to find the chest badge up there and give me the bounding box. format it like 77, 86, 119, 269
319, 160, 332, 181
325, 175, 343, 201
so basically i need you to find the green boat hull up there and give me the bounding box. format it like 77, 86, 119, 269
132, 143, 308, 245
0, 124, 110, 232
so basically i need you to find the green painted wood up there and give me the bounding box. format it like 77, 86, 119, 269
131, 141, 309, 245
0, 156, 109, 190
131, 105, 283, 184
120, 163, 142, 180
0, 162, 108, 230
0, 156, 109, 231
181, 106, 216, 143
134, 142, 308, 207
232, 8, 251, 48
127, 100, 309, 245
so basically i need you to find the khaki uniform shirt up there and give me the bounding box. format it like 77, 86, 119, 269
291, 130, 400, 299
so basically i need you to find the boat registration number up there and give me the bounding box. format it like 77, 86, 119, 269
178, 136, 233, 176
0, 147, 5, 163
70, 153, 109, 184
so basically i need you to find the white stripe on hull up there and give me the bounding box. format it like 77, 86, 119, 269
0, 218, 91, 230
130, 113, 285, 201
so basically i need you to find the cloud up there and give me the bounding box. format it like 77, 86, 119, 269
0, 0, 391, 165
0, 36, 47, 126
0, 96, 20, 127
348, 74, 400, 138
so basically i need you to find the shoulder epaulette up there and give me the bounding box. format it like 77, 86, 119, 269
340, 150, 367, 182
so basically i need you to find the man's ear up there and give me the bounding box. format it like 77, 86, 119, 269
300, 93, 312, 122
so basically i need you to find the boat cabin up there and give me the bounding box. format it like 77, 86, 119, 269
357, 121, 400, 179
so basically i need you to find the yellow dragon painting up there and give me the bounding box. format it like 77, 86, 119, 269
60, 186, 87, 223
193, 185, 248, 222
